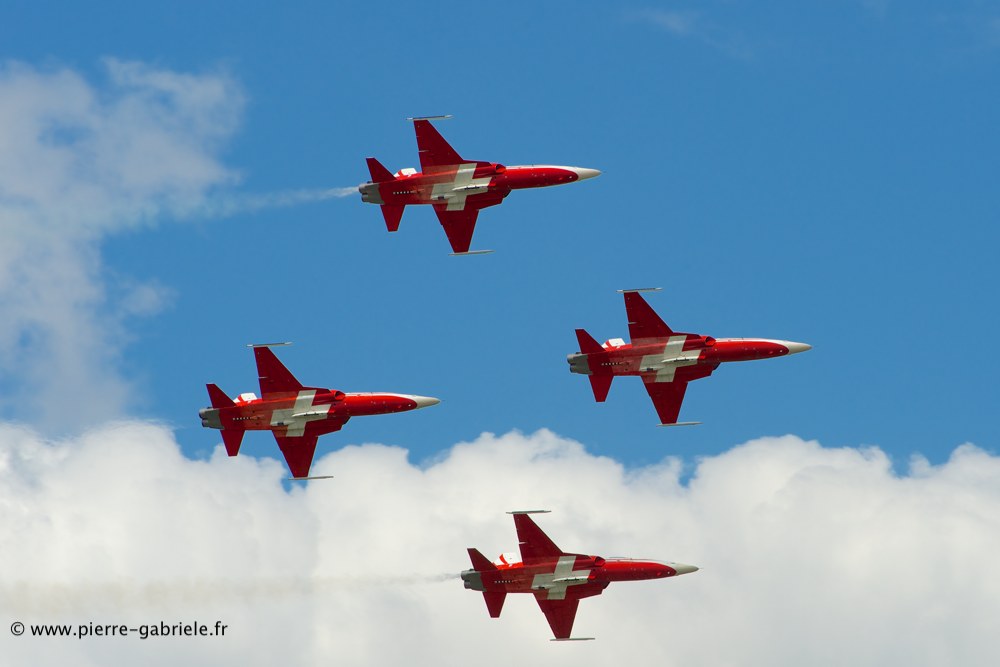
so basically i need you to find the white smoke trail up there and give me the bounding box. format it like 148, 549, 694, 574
200, 185, 361, 218
3, 573, 460, 613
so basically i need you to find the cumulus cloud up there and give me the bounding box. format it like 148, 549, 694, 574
0, 59, 245, 430
1, 425, 997, 666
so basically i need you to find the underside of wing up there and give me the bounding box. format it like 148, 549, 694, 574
273, 417, 346, 479
273, 434, 319, 479
513, 513, 564, 562
534, 595, 580, 640
624, 291, 675, 344
254, 346, 303, 399
433, 205, 480, 254
642, 378, 689, 425
414, 119, 464, 171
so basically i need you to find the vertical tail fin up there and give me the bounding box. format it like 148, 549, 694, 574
575, 329, 604, 354
204, 385, 244, 456
206, 383, 235, 408
575, 330, 613, 401
467, 549, 505, 618
468, 547, 497, 572
366, 157, 395, 183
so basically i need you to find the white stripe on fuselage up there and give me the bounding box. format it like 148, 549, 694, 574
430, 163, 492, 211
639, 335, 699, 382
530, 556, 591, 600
269, 390, 331, 437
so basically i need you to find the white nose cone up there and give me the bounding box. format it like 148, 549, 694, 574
783, 341, 812, 355
410, 395, 441, 409
568, 167, 601, 181
671, 562, 699, 575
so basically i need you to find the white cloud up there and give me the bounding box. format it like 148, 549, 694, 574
638, 9, 699, 37
630, 8, 753, 59
0, 60, 244, 430
1, 425, 997, 665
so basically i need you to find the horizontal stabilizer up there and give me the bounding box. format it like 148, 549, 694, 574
381, 204, 405, 232
467, 547, 497, 572
551, 637, 596, 642
657, 421, 701, 427
206, 383, 235, 409
450, 249, 494, 256
483, 591, 506, 619
221, 429, 244, 457
287, 475, 334, 481
366, 157, 395, 183
588, 375, 613, 403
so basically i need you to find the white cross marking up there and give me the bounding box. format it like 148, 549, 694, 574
639, 335, 700, 382
430, 163, 492, 211
530, 556, 592, 600
269, 390, 331, 437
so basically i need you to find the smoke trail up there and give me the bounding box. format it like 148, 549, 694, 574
2, 573, 460, 613
198, 185, 361, 218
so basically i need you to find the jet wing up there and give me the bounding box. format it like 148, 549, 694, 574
642, 377, 689, 425
254, 346, 303, 399
273, 417, 346, 478
624, 291, 675, 344
534, 595, 579, 640
273, 434, 319, 479
433, 205, 481, 254
413, 119, 465, 171
513, 512, 564, 562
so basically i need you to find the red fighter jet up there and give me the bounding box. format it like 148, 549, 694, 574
568, 288, 811, 426
199, 344, 440, 480
358, 116, 600, 254
462, 511, 698, 641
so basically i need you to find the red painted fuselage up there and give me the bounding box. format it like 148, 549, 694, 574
204, 390, 435, 435
199, 346, 439, 479
462, 513, 697, 640
359, 118, 599, 253
360, 162, 593, 209
569, 290, 811, 425
465, 553, 687, 598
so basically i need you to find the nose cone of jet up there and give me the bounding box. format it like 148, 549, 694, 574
671, 562, 699, 576
783, 341, 812, 355
410, 395, 441, 409
568, 167, 601, 181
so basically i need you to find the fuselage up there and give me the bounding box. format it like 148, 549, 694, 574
462, 554, 696, 599
568, 337, 811, 378
199, 389, 439, 433
359, 163, 600, 209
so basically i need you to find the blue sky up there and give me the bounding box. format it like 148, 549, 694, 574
2, 1, 997, 469
2, 3, 999, 665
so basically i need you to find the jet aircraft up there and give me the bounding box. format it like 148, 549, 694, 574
462, 511, 697, 640
199, 344, 439, 479
359, 116, 600, 254
568, 289, 811, 425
